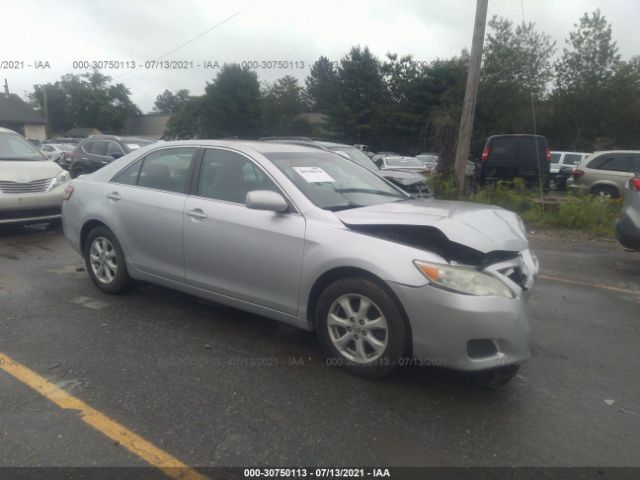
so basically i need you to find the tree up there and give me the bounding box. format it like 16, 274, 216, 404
153, 89, 190, 114
163, 96, 205, 139
29, 71, 140, 134
200, 63, 261, 138
552, 10, 621, 149
476, 16, 556, 137
329, 46, 390, 148
305, 56, 338, 112
261, 75, 306, 135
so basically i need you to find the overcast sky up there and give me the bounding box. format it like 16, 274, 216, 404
2, 0, 639, 112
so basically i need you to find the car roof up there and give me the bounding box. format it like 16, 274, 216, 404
590, 150, 640, 155
0, 127, 19, 134
157, 139, 330, 155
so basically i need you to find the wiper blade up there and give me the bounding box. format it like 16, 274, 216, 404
324, 204, 362, 212
335, 188, 400, 197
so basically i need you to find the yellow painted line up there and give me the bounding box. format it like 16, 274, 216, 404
0, 352, 207, 480
538, 273, 640, 296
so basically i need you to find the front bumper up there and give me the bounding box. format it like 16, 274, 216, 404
388, 280, 531, 372
0, 188, 65, 224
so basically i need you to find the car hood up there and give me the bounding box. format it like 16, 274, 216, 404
0, 160, 62, 182
335, 199, 528, 253
378, 170, 426, 186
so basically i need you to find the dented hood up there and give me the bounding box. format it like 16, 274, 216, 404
335, 199, 528, 253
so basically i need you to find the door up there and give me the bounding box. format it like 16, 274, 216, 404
184, 147, 305, 315
107, 146, 197, 280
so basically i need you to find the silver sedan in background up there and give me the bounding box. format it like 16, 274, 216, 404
62, 141, 538, 385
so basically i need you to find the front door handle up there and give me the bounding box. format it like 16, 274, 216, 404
107, 192, 121, 201
186, 208, 207, 220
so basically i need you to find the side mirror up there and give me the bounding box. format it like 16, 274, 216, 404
245, 190, 289, 213
112, 152, 123, 159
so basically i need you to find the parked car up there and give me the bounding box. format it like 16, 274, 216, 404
261, 138, 432, 198
63, 140, 538, 384
0, 127, 70, 225
40, 143, 75, 169
568, 151, 640, 198
616, 173, 640, 250
550, 151, 590, 174
69, 135, 156, 178
478, 134, 550, 187
376, 155, 428, 174
549, 151, 591, 190
417, 153, 439, 173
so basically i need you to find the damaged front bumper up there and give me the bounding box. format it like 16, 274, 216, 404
388, 250, 536, 371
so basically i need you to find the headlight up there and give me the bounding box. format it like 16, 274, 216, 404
414, 260, 514, 298
49, 171, 70, 191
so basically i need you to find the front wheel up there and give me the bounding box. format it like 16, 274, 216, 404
316, 277, 406, 379
84, 226, 131, 294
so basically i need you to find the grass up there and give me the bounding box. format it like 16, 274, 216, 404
427, 175, 622, 236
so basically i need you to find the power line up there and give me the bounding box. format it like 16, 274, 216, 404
113, 0, 257, 80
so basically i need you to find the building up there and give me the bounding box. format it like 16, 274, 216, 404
123, 113, 171, 139
63, 127, 102, 138
0, 82, 47, 140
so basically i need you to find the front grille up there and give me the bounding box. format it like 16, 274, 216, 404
0, 178, 53, 194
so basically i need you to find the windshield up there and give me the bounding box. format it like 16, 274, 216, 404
385, 156, 424, 168
0, 132, 48, 161
266, 151, 407, 211
327, 146, 379, 172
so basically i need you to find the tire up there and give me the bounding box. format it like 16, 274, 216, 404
315, 277, 406, 379
471, 364, 520, 388
591, 185, 619, 199
84, 226, 131, 294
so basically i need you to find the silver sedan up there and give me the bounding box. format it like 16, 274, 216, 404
62, 141, 538, 384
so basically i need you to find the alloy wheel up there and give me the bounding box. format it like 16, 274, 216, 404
89, 237, 118, 284
327, 294, 389, 364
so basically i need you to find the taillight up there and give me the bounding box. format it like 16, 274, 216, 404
63, 185, 74, 200
481, 147, 490, 162
572, 169, 585, 179
545, 147, 551, 162
630, 177, 640, 191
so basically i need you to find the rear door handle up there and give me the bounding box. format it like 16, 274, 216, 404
186, 208, 207, 220
107, 192, 121, 201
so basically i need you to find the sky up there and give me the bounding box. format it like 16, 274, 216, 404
2, 0, 639, 113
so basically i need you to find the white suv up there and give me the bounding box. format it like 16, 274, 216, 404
0, 127, 70, 225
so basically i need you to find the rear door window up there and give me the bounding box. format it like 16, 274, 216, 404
137, 147, 196, 194
488, 137, 517, 165
518, 137, 547, 168
592, 155, 632, 172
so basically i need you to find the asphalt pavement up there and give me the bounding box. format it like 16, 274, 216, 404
0, 224, 639, 472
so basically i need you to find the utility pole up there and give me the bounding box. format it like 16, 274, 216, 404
42, 86, 49, 137
454, 0, 489, 195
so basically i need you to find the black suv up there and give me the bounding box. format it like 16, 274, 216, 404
70, 135, 156, 178
477, 134, 550, 187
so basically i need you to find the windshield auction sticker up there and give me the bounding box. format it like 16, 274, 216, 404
292, 167, 335, 183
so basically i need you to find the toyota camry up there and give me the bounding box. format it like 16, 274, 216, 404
62, 141, 538, 385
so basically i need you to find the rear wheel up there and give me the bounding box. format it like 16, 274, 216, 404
84, 226, 131, 294
316, 277, 406, 379
591, 185, 619, 199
